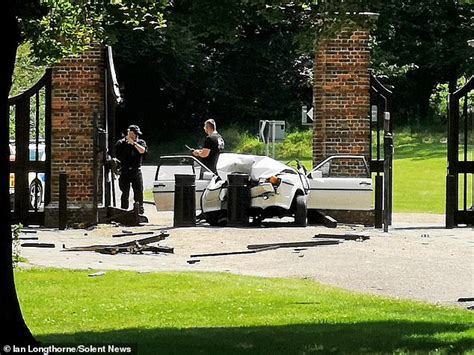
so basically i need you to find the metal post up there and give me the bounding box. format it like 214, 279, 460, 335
446, 174, 456, 228
272, 121, 276, 159
227, 173, 250, 227
59, 173, 68, 230
173, 174, 196, 227
374, 175, 383, 228
383, 114, 393, 232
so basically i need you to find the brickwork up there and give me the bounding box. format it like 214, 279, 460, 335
313, 28, 370, 169
45, 46, 105, 227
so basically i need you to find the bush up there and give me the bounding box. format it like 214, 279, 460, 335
234, 129, 313, 160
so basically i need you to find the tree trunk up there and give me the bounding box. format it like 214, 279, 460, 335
0, 1, 37, 348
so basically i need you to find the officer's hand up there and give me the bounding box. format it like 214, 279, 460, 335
192, 150, 199, 157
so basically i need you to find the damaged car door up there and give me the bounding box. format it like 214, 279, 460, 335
306, 155, 373, 210
153, 156, 215, 211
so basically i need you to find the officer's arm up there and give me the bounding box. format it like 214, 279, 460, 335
198, 148, 210, 158
132, 141, 146, 154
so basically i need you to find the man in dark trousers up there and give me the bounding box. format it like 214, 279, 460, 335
192, 119, 224, 174
115, 125, 148, 214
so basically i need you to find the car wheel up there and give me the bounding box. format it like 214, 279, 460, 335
29, 179, 43, 209
294, 195, 307, 227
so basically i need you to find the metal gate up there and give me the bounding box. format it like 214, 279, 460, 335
446, 76, 473, 228
369, 72, 393, 230
8, 70, 51, 226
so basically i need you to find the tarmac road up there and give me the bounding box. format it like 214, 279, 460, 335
18, 208, 474, 308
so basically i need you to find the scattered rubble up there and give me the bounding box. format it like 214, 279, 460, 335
62, 232, 171, 255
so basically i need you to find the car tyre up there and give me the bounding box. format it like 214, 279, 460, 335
294, 195, 307, 227
29, 179, 43, 209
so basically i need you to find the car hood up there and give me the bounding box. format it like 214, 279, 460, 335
216, 153, 296, 181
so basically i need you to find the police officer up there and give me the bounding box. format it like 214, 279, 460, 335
192, 119, 224, 174
115, 125, 147, 214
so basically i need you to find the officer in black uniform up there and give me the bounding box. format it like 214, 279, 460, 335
192, 119, 224, 174
115, 125, 148, 214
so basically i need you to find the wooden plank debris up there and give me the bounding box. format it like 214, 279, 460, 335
247, 240, 340, 250
21, 243, 55, 248
95, 244, 174, 255
190, 246, 278, 258
308, 210, 337, 228
62, 232, 169, 252
112, 231, 154, 238
314, 234, 370, 241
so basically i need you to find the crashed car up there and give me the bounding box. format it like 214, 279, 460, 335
306, 155, 373, 212
153, 153, 309, 226
201, 153, 310, 226
153, 153, 373, 226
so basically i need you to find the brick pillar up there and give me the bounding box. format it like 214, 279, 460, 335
313, 28, 370, 168
45, 45, 105, 227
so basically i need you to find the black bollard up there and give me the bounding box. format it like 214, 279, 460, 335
173, 174, 196, 227
227, 173, 250, 227
59, 173, 68, 230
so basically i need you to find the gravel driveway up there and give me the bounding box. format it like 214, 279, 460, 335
19, 206, 473, 307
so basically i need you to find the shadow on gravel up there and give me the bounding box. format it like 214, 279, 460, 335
38, 321, 474, 354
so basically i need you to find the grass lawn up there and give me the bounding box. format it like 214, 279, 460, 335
16, 269, 474, 354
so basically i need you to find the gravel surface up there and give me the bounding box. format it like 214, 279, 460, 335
18, 206, 473, 307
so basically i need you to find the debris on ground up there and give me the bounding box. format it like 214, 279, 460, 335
190, 246, 278, 258
112, 231, 154, 238
21, 243, 55, 248
88, 271, 106, 277
62, 232, 170, 255
247, 240, 340, 250
102, 203, 148, 226
313, 233, 370, 241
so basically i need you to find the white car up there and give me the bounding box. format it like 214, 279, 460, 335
9, 142, 46, 210
153, 153, 309, 226
153, 155, 216, 212
200, 153, 309, 226
153, 153, 373, 227
306, 155, 373, 211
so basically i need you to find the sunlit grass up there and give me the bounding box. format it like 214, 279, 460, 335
16, 269, 474, 354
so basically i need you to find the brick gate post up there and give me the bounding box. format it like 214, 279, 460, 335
313, 27, 371, 166
45, 45, 105, 227
312, 15, 377, 225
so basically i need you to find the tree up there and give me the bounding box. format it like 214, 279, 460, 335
1, 0, 166, 347
372, 0, 474, 124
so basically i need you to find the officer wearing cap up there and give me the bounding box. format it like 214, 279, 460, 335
115, 125, 148, 213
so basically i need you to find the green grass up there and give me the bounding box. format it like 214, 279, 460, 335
16, 269, 474, 354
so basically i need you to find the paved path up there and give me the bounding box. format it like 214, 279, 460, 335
19, 209, 473, 308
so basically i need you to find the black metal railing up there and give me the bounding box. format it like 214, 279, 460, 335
446, 76, 473, 228
8, 69, 51, 225
369, 72, 393, 230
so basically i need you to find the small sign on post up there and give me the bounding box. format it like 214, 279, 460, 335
301, 105, 314, 126
259, 120, 286, 158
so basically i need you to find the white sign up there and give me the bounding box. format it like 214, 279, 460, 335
259, 120, 268, 142
301, 106, 314, 125
371, 105, 378, 122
